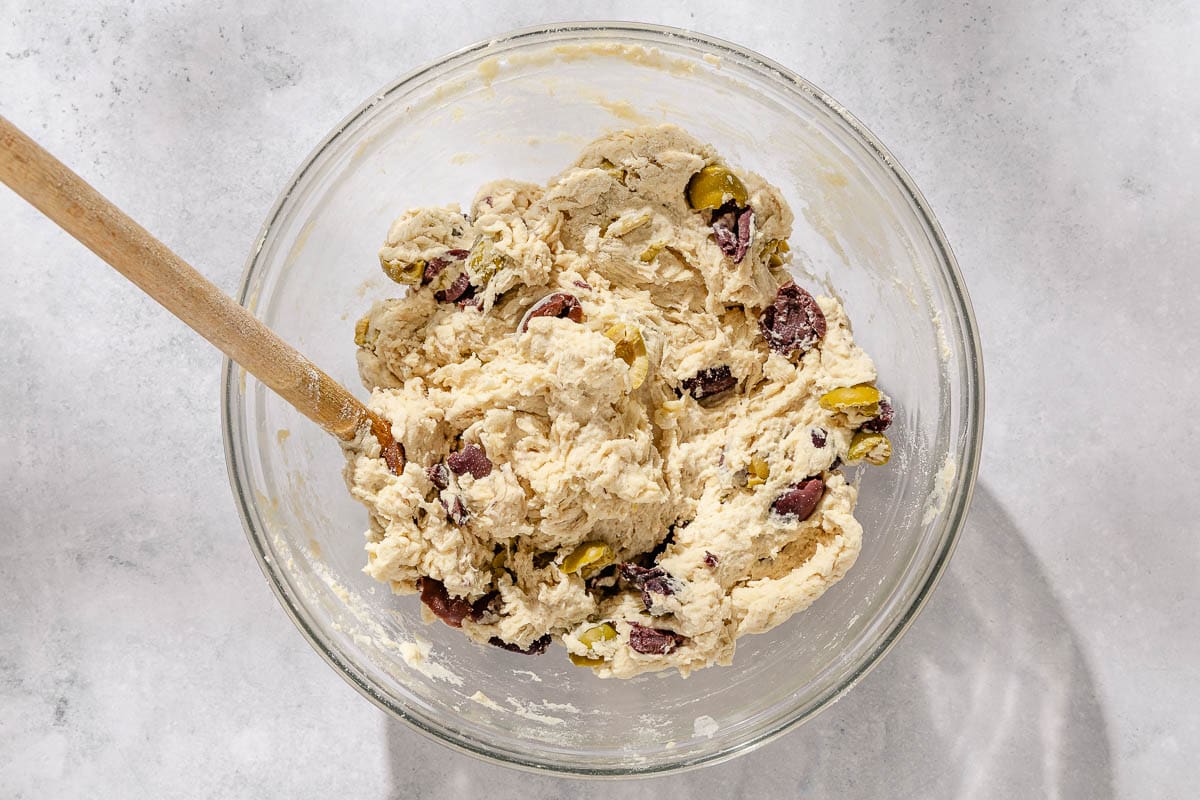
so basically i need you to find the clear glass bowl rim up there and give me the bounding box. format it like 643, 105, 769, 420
221, 20, 985, 777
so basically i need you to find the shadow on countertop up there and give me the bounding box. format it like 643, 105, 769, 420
381, 485, 1113, 799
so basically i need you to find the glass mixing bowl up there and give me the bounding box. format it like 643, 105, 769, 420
222, 22, 983, 775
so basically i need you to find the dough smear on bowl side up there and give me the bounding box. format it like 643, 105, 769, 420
345, 125, 894, 678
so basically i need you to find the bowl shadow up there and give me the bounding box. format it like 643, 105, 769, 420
382, 485, 1112, 798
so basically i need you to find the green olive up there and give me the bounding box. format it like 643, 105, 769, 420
604, 323, 649, 390
380, 255, 424, 285
746, 456, 769, 488
569, 653, 606, 667
766, 239, 790, 268
599, 158, 627, 182
468, 239, 506, 284
686, 164, 748, 210
560, 541, 614, 576
353, 317, 371, 347
639, 244, 664, 263
819, 385, 882, 414
847, 431, 892, 465
578, 623, 618, 649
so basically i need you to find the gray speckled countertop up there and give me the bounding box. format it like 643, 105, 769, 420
2, 2, 1197, 797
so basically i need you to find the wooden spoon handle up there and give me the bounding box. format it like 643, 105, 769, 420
0, 114, 403, 468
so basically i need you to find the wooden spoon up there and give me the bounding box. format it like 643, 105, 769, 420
0, 114, 404, 473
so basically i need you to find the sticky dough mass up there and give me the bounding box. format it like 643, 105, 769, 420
346, 125, 879, 678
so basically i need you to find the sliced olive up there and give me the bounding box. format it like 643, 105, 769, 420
569, 653, 606, 667
599, 157, 627, 182
639, 243, 664, 263
354, 317, 371, 347
746, 456, 770, 488
578, 622, 618, 649
560, 541, 614, 576
604, 323, 649, 390
380, 256, 424, 285
765, 239, 790, 268
467, 239, 506, 285
847, 431, 892, 465
819, 384, 882, 414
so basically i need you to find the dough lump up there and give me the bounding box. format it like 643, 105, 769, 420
345, 125, 886, 678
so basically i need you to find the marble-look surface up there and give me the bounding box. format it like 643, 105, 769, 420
2, 1, 1196, 797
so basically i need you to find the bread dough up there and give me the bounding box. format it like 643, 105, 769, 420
345, 125, 883, 678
